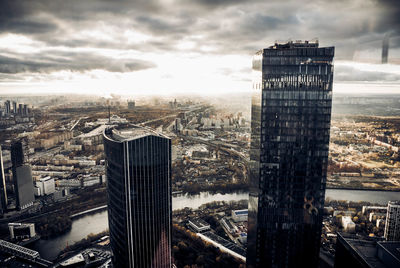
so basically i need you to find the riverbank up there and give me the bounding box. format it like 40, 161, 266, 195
32, 210, 109, 260
324, 189, 400, 205
31, 186, 107, 238
70, 205, 107, 219
57, 231, 109, 261
36, 214, 72, 238
326, 186, 400, 192
172, 224, 244, 267
180, 182, 248, 195
177, 181, 400, 195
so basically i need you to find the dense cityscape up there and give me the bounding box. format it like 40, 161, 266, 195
0, 83, 399, 267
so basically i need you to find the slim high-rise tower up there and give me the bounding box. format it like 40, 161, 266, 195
247, 40, 334, 268
4, 101, 11, 115
11, 141, 24, 169
103, 126, 172, 268
12, 101, 17, 115
382, 34, 389, 64
11, 141, 34, 210
384, 201, 400, 241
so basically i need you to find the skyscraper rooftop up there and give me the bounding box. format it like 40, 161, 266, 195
269, 39, 319, 49
104, 125, 169, 142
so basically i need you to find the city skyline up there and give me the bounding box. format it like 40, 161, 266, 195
0, 89, 398, 266
0, 0, 399, 95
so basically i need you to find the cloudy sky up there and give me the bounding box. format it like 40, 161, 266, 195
0, 0, 399, 96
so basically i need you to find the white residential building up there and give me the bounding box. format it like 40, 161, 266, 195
341, 216, 356, 233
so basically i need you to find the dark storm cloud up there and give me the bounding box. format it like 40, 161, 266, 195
134, 15, 194, 36
182, 0, 244, 9
0, 51, 156, 74
0, 19, 57, 35
0, 0, 160, 37
0, 0, 396, 52
0, 1, 58, 34
377, 0, 400, 34
0, 0, 399, 78
195, 0, 242, 5
215, 12, 300, 45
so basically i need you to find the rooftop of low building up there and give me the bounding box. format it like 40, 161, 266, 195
189, 218, 210, 228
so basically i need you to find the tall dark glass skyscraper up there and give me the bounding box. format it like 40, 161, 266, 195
11, 141, 24, 169
11, 141, 34, 210
103, 126, 172, 268
247, 41, 334, 268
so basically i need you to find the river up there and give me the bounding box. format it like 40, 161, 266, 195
32, 210, 109, 260
32, 189, 399, 260
324, 189, 400, 204
172, 191, 249, 210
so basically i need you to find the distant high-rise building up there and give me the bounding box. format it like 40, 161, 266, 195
14, 165, 34, 210
247, 40, 334, 267
0, 146, 8, 213
384, 201, 400, 241
174, 118, 183, 133
23, 104, 28, 116
18, 104, 23, 115
127, 100, 135, 109
103, 126, 172, 268
11, 141, 24, 170
382, 34, 389, 64
11, 141, 34, 210
4, 100, 11, 115
12, 101, 17, 114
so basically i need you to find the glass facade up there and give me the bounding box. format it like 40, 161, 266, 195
247, 41, 334, 268
384, 201, 400, 241
0, 146, 7, 213
11, 141, 24, 168
104, 127, 172, 268
11, 140, 33, 210
15, 165, 34, 210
